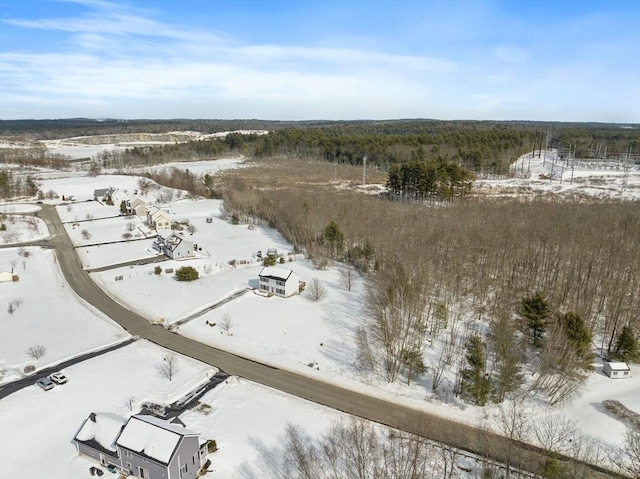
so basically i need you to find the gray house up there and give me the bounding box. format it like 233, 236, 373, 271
74, 412, 128, 470
74, 413, 208, 479
155, 230, 195, 260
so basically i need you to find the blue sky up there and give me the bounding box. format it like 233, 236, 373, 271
0, 0, 638, 122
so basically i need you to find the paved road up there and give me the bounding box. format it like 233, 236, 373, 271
0, 338, 138, 399
22, 205, 623, 478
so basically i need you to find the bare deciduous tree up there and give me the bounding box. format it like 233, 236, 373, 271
81, 229, 91, 240
615, 429, 640, 479
124, 396, 135, 411
7, 303, 15, 315
340, 264, 355, 291
220, 313, 234, 333
307, 278, 327, 302
26, 345, 47, 360
157, 353, 179, 381
187, 224, 197, 235
127, 221, 136, 232
531, 413, 577, 455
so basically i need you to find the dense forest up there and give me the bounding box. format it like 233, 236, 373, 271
2, 119, 639, 176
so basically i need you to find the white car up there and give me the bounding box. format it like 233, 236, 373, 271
49, 372, 68, 385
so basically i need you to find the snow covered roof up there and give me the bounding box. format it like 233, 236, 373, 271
606, 362, 630, 370
75, 412, 127, 453
116, 414, 199, 465
157, 229, 174, 240
259, 266, 293, 281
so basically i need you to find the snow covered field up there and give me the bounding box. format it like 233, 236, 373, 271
0, 340, 214, 479
0, 214, 48, 244
1, 147, 638, 476
0, 247, 128, 383
476, 150, 640, 200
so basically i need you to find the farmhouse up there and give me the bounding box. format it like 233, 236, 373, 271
74, 413, 209, 479
94, 187, 127, 205
156, 230, 195, 259
603, 361, 631, 379
129, 197, 149, 217
147, 206, 171, 230
258, 266, 301, 297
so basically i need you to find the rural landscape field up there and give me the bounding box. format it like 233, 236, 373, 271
1, 1, 639, 479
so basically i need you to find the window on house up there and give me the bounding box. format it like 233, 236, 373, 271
276, 280, 285, 286
124, 450, 133, 459
276, 288, 285, 295
138, 467, 150, 479
180, 464, 188, 477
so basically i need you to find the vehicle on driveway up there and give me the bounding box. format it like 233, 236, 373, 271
49, 372, 67, 384
36, 377, 55, 391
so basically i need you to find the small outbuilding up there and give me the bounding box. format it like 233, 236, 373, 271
0, 271, 15, 283
258, 266, 301, 298
603, 361, 631, 379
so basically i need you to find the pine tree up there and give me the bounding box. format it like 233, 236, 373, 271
120, 200, 127, 214
489, 315, 524, 402
461, 334, 491, 406
614, 325, 640, 362
401, 349, 426, 385
518, 292, 551, 347
560, 311, 593, 369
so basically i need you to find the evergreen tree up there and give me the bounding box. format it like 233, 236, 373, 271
120, 200, 127, 214
614, 325, 640, 362
401, 349, 426, 385
461, 334, 491, 406
489, 315, 524, 402
323, 220, 344, 258
518, 292, 551, 347
560, 311, 594, 368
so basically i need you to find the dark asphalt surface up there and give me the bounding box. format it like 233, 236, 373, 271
2, 204, 623, 479
0, 338, 138, 399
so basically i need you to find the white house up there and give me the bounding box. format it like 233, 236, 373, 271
94, 187, 127, 205
603, 361, 631, 379
258, 267, 301, 297
156, 230, 195, 259
74, 413, 209, 479
147, 206, 171, 230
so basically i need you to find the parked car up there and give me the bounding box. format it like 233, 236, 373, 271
49, 372, 67, 384
36, 377, 55, 391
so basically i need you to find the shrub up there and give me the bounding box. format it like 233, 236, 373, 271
175, 266, 199, 281
263, 256, 276, 267
279, 256, 285, 264
231, 214, 239, 225
154, 266, 162, 275
207, 440, 218, 453
0, 224, 5, 231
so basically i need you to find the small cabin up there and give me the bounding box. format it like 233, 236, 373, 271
603, 361, 631, 379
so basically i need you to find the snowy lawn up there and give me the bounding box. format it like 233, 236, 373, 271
63, 213, 154, 247
77, 240, 163, 270
180, 377, 348, 478
137, 158, 245, 175
0, 340, 214, 479
179, 260, 360, 376
0, 247, 128, 383
0, 214, 48, 244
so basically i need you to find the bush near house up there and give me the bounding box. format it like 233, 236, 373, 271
175, 266, 198, 281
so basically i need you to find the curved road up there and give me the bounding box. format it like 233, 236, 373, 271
24, 205, 621, 478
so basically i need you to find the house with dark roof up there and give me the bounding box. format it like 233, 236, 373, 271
258, 266, 301, 297
155, 230, 195, 259
74, 413, 209, 479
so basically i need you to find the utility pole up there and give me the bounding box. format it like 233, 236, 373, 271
362, 155, 367, 187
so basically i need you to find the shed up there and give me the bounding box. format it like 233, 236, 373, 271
603, 361, 631, 379
0, 271, 14, 283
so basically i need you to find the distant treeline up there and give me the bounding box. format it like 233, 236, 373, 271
2, 119, 638, 174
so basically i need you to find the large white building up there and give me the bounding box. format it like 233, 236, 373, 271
258, 267, 301, 297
